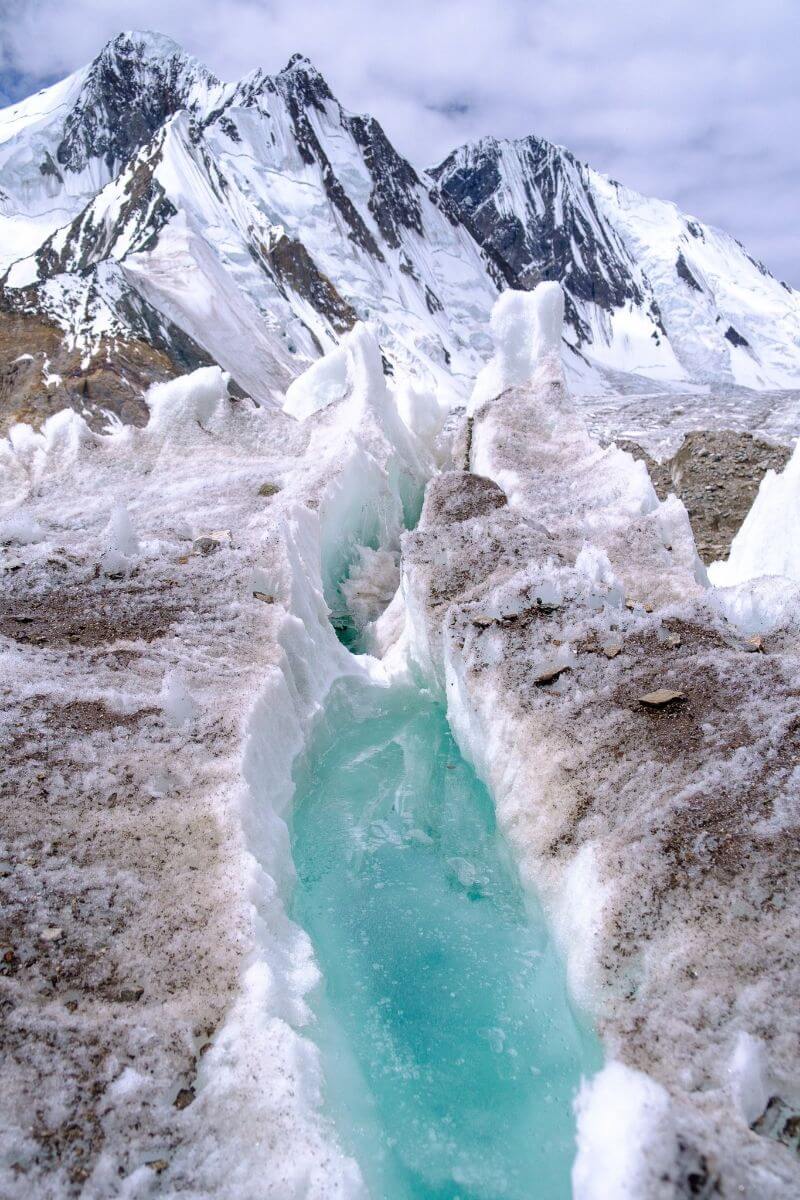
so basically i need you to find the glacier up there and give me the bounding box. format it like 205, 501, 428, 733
1, 27, 800, 1200
2, 280, 798, 1197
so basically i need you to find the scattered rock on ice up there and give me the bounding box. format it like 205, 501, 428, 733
752, 1096, 800, 1153
533, 662, 571, 686
638, 688, 686, 707
619, 430, 791, 565
192, 529, 232, 555
173, 1087, 195, 1111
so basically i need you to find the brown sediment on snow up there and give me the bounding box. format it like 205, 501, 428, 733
400, 377, 800, 1198
0, 337, 431, 1197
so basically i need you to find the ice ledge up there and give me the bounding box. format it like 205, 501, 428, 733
398, 357, 800, 1195
0, 355, 431, 1196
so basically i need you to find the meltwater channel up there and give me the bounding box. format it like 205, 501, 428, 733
289, 671, 601, 1200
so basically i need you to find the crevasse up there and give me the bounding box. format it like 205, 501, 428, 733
285, 302, 600, 1198
289, 677, 600, 1199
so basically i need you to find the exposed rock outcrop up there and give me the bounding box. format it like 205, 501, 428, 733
618, 431, 791, 564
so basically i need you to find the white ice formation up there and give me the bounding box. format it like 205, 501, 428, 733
1, 279, 798, 1199
709, 437, 800, 587
394, 284, 800, 1198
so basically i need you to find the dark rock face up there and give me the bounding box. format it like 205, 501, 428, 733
261, 233, 356, 335
55, 33, 217, 175
433, 150, 525, 274
432, 136, 662, 344
347, 114, 423, 248
29, 137, 177, 281
274, 63, 383, 260
0, 291, 214, 433
618, 431, 791, 563
724, 325, 750, 349
7, 48, 414, 395
207, 58, 427, 268
676, 250, 703, 293
279, 54, 336, 109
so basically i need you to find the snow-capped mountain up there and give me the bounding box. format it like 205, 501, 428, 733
0, 32, 503, 425
0, 33, 223, 272
0, 30, 798, 431
433, 135, 800, 389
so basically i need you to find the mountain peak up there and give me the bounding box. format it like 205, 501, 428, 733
282, 52, 315, 73
55, 30, 221, 175
1, 25, 798, 410
434, 131, 570, 176
102, 30, 189, 60
89, 30, 220, 90
276, 52, 335, 109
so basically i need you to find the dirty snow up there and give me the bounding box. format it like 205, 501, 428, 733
2, 277, 799, 1198
0, 330, 430, 1197
393, 283, 800, 1198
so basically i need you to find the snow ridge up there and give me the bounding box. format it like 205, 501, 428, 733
433, 134, 800, 389
1, 28, 798, 429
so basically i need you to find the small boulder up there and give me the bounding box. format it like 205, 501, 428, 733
639, 689, 686, 707
533, 663, 570, 686
192, 529, 232, 556
173, 1086, 195, 1111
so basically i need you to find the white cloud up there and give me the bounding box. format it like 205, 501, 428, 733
1, 0, 799, 284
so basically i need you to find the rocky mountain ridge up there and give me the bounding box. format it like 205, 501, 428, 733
0, 30, 798, 432
434, 134, 800, 389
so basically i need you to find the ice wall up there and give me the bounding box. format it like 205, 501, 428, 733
0, 348, 431, 1197
710, 437, 800, 586
394, 283, 800, 1199
470, 281, 565, 413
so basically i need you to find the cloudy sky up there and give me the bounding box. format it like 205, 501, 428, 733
2, 0, 799, 285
